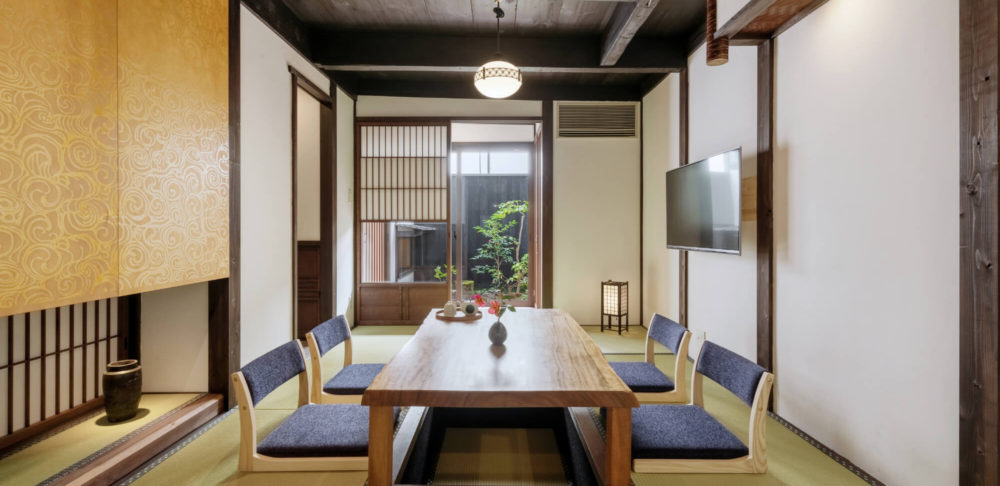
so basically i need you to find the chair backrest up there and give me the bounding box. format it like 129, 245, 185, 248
310, 315, 352, 357
647, 314, 687, 354
240, 341, 306, 406
695, 341, 766, 407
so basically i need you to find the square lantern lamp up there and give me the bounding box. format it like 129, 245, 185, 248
601, 280, 628, 335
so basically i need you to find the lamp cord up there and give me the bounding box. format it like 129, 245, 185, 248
494, 0, 503, 56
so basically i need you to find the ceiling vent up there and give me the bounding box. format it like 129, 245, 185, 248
557, 102, 638, 138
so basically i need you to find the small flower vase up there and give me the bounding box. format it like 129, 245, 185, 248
488, 319, 507, 346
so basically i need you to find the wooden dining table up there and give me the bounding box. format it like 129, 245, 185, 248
363, 307, 639, 486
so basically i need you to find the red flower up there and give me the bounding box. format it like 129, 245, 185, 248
488, 300, 501, 315
473, 294, 486, 307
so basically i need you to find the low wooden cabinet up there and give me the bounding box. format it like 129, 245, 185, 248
357, 283, 448, 325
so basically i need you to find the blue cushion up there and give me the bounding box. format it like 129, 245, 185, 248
311, 315, 352, 357
647, 314, 687, 354
258, 404, 370, 457
696, 341, 766, 406
323, 363, 384, 395
609, 362, 675, 393
241, 341, 305, 406
632, 405, 748, 460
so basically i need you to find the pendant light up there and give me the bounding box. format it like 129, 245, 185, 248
474, 1, 522, 99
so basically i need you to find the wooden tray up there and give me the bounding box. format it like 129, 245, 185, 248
435, 310, 483, 322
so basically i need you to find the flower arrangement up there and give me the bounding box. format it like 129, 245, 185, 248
473, 293, 517, 320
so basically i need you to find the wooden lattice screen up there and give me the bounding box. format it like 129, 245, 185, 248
358, 122, 450, 222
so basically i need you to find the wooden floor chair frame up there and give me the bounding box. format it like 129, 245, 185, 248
231, 343, 368, 472
634, 317, 692, 404
632, 341, 775, 474
306, 320, 362, 404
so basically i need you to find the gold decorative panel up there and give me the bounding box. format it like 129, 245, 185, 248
117, 0, 229, 294
0, 1, 119, 315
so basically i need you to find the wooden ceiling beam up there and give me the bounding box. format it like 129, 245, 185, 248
327, 73, 645, 101
310, 30, 686, 73
600, 0, 660, 66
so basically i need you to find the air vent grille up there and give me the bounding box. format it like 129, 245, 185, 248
557, 103, 638, 138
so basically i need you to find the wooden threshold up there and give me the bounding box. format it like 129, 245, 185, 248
0, 397, 105, 455
50, 394, 223, 486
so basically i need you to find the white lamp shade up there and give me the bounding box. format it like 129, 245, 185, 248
474, 60, 522, 99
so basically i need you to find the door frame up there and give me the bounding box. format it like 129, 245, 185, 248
290, 68, 335, 339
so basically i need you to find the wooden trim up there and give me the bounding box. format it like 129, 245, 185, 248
48, 394, 222, 486
756, 39, 775, 384
771, 0, 829, 38
717, 0, 778, 39
960, 0, 1000, 483
291, 73, 299, 337
542, 101, 554, 308
356, 116, 543, 124
208, 0, 242, 411
289, 66, 333, 105
639, 101, 644, 326
0, 397, 104, 454
324, 90, 337, 325
678, 68, 689, 327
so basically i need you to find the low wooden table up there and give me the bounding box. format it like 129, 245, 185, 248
363, 308, 638, 486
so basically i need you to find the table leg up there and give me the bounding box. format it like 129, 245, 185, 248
605, 407, 632, 486
368, 405, 394, 486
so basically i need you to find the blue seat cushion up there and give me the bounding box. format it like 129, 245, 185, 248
632, 405, 749, 460
323, 363, 384, 395
258, 404, 370, 457
609, 362, 675, 393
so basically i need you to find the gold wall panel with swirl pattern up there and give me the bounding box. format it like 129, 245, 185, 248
117, 0, 229, 295
0, 1, 120, 315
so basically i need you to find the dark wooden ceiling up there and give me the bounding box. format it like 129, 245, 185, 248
282, 0, 704, 36
261, 0, 709, 100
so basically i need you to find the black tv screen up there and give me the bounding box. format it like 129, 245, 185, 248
666, 148, 742, 254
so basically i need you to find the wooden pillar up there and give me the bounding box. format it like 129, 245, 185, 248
542, 100, 555, 308
959, 0, 1000, 483
678, 69, 689, 327
756, 38, 774, 375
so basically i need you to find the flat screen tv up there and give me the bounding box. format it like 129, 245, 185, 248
666, 148, 741, 254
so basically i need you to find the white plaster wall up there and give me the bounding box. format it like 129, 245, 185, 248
686, 44, 758, 361
452, 123, 536, 143
553, 102, 641, 325
773, 1, 959, 484
356, 96, 541, 118
641, 75, 681, 324
241, 5, 330, 364
140, 283, 208, 392
336, 88, 355, 321
296, 87, 322, 241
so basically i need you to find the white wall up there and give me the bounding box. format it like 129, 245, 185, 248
240, 5, 330, 364
141, 283, 208, 392
686, 44, 758, 360
336, 88, 355, 321
452, 123, 536, 143
357, 96, 541, 118
296, 87, 322, 241
553, 102, 641, 325
641, 75, 681, 324
773, 1, 959, 484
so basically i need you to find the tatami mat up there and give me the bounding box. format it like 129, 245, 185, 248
0, 393, 199, 486
125, 324, 870, 486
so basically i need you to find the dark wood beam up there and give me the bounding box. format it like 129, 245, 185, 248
756, 39, 774, 381
678, 68, 689, 327
542, 101, 554, 309
332, 75, 645, 102
601, 0, 661, 66
241, 0, 312, 58
311, 31, 686, 73
960, 0, 1000, 483
717, 0, 778, 39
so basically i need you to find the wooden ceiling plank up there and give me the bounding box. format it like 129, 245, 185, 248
600, 0, 660, 66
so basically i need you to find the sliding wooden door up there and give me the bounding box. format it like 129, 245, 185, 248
354, 121, 451, 325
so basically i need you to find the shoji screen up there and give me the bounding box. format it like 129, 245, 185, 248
358, 123, 450, 222
1, 300, 119, 436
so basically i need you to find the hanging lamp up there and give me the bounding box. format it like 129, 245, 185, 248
474, 1, 522, 98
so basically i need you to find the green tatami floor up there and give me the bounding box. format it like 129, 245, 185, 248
121, 325, 869, 486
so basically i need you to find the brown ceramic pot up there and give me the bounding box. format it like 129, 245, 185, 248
103, 359, 141, 422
